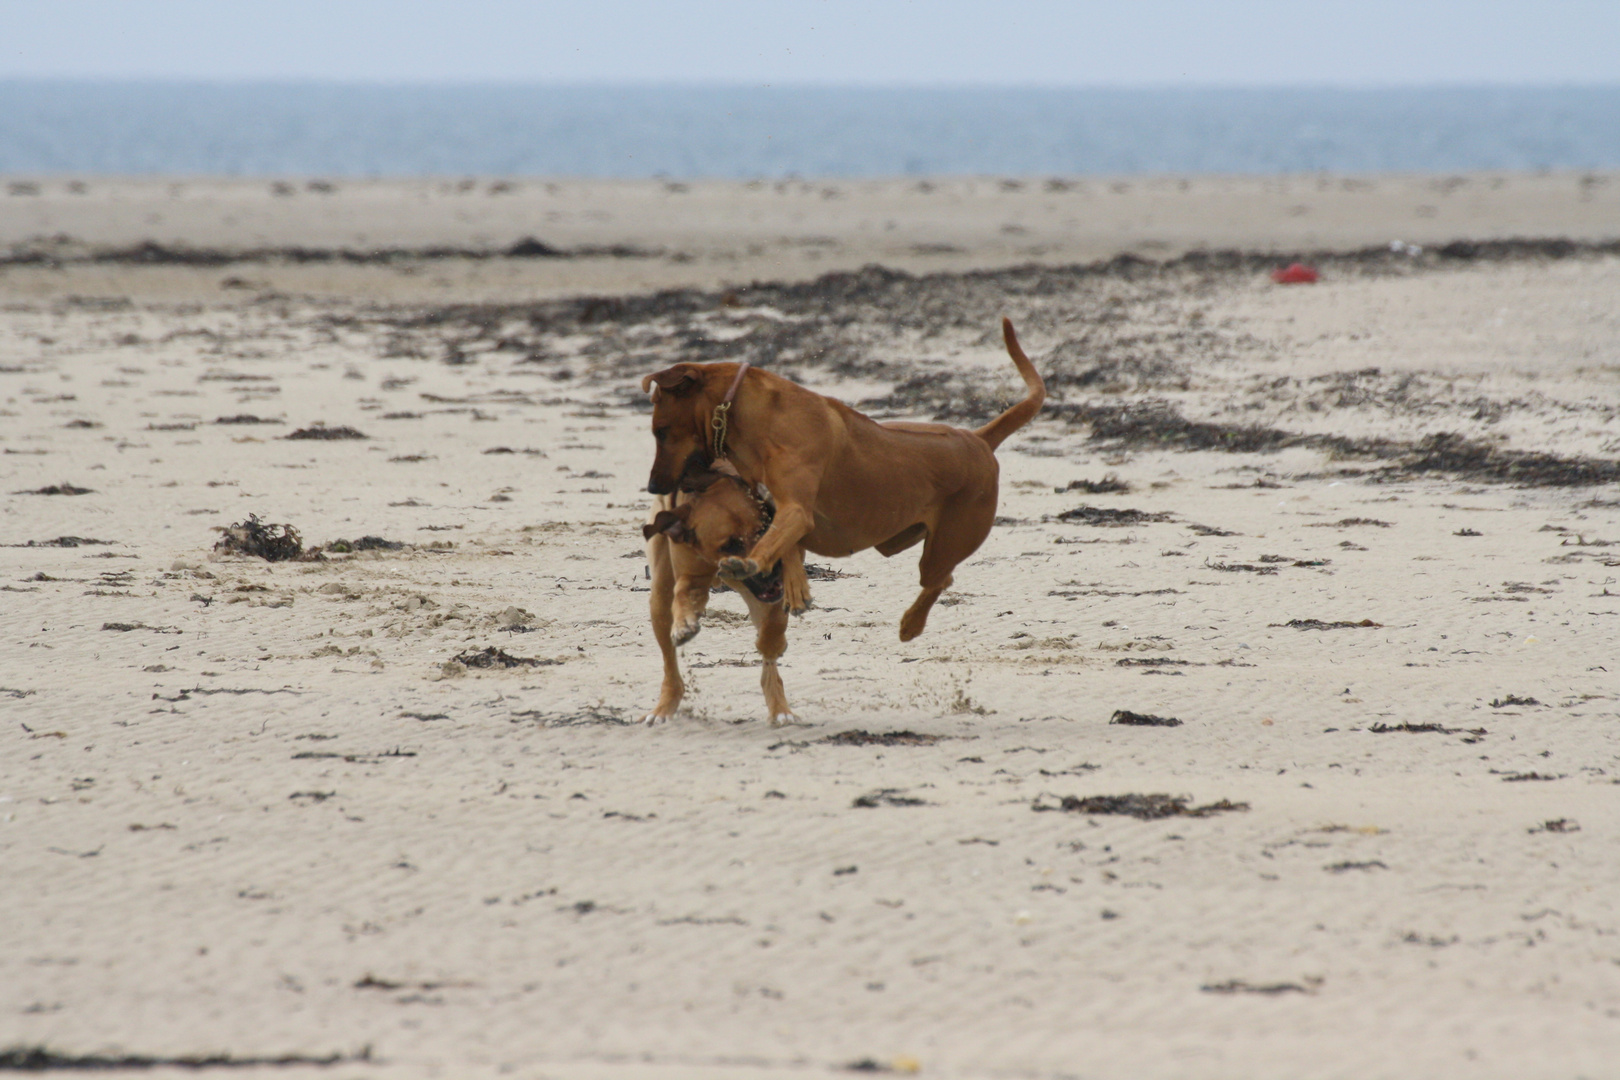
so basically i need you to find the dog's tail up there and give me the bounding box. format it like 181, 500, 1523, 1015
975, 317, 1047, 451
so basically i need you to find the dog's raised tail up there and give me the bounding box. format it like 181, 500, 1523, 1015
975, 317, 1047, 451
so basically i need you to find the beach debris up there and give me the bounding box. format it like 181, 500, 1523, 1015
8, 536, 110, 548
13, 483, 93, 495
842, 1056, 921, 1074
1324, 860, 1388, 873
820, 730, 941, 747
1201, 979, 1318, 995
214, 515, 305, 561
353, 973, 474, 992
1369, 722, 1487, 737
1063, 401, 1620, 487
852, 789, 930, 808
1056, 505, 1174, 526
1529, 818, 1579, 834
285, 424, 368, 440
510, 706, 628, 727
153, 687, 300, 702
1270, 262, 1320, 284
450, 646, 555, 670
324, 536, 405, 553
1308, 517, 1393, 529
506, 236, 565, 258
1032, 793, 1247, 819
1058, 475, 1131, 494
1489, 694, 1541, 708
292, 748, 415, 764
1110, 709, 1183, 727
0, 1047, 367, 1071
1271, 618, 1381, 630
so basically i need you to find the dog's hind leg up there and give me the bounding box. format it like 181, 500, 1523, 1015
643, 533, 685, 724
898, 503, 994, 642
898, 562, 952, 643
739, 585, 798, 725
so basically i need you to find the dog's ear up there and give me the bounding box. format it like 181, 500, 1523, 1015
643, 507, 692, 543
678, 467, 722, 493
643, 509, 679, 540
641, 365, 703, 399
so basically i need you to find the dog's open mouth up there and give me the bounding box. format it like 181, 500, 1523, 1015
742, 562, 784, 604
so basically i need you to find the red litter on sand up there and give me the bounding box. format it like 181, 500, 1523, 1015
1271, 262, 1320, 284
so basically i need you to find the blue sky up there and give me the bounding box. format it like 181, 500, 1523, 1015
1, 0, 1616, 86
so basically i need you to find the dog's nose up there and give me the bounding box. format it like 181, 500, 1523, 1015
647, 476, 671, 495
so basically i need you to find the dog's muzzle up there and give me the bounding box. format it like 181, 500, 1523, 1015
741, 561, 784, 604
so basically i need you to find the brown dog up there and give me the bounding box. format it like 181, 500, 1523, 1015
641, 465, 798, 725
642, 317, 1045, 641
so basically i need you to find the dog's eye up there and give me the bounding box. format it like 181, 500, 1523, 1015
720, 537, 746, 556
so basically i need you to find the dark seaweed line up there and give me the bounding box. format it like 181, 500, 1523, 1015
346, 235, 1620, 329
0, 1044, 368, 1071
0, 239, 657, 267
7, 234, 1615, 271
1053, 401, 1620, 488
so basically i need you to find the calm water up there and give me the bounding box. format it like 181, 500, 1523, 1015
2, 81, 1618, 178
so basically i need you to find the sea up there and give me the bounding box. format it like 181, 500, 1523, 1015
2, 81, 1618, 178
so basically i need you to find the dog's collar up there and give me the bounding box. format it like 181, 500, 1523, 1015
710, 362, 750, 458
711, 470, 775, 540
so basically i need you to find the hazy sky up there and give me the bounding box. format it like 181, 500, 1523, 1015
1, 0, 1616, 86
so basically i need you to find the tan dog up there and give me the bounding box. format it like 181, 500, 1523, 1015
642, 317, 1045, 641
641, 465, 798, 725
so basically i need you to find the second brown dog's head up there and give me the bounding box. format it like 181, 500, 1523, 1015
641, 362, 724, 495
642, 473, 782, 604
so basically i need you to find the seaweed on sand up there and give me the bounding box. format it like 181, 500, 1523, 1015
214, 515, 304, 561
1032, 792, 1248, 819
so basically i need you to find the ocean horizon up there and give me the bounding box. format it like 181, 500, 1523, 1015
2, 80, 1618, 179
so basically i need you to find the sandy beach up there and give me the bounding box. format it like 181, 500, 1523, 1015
2, 173, 1619, 1079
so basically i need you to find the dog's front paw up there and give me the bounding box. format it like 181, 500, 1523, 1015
672, 614, 702, 646
718, 556, 760, 579
784, 577, 812, 615
769, 710, 802, 727
642, 709, 673, 726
